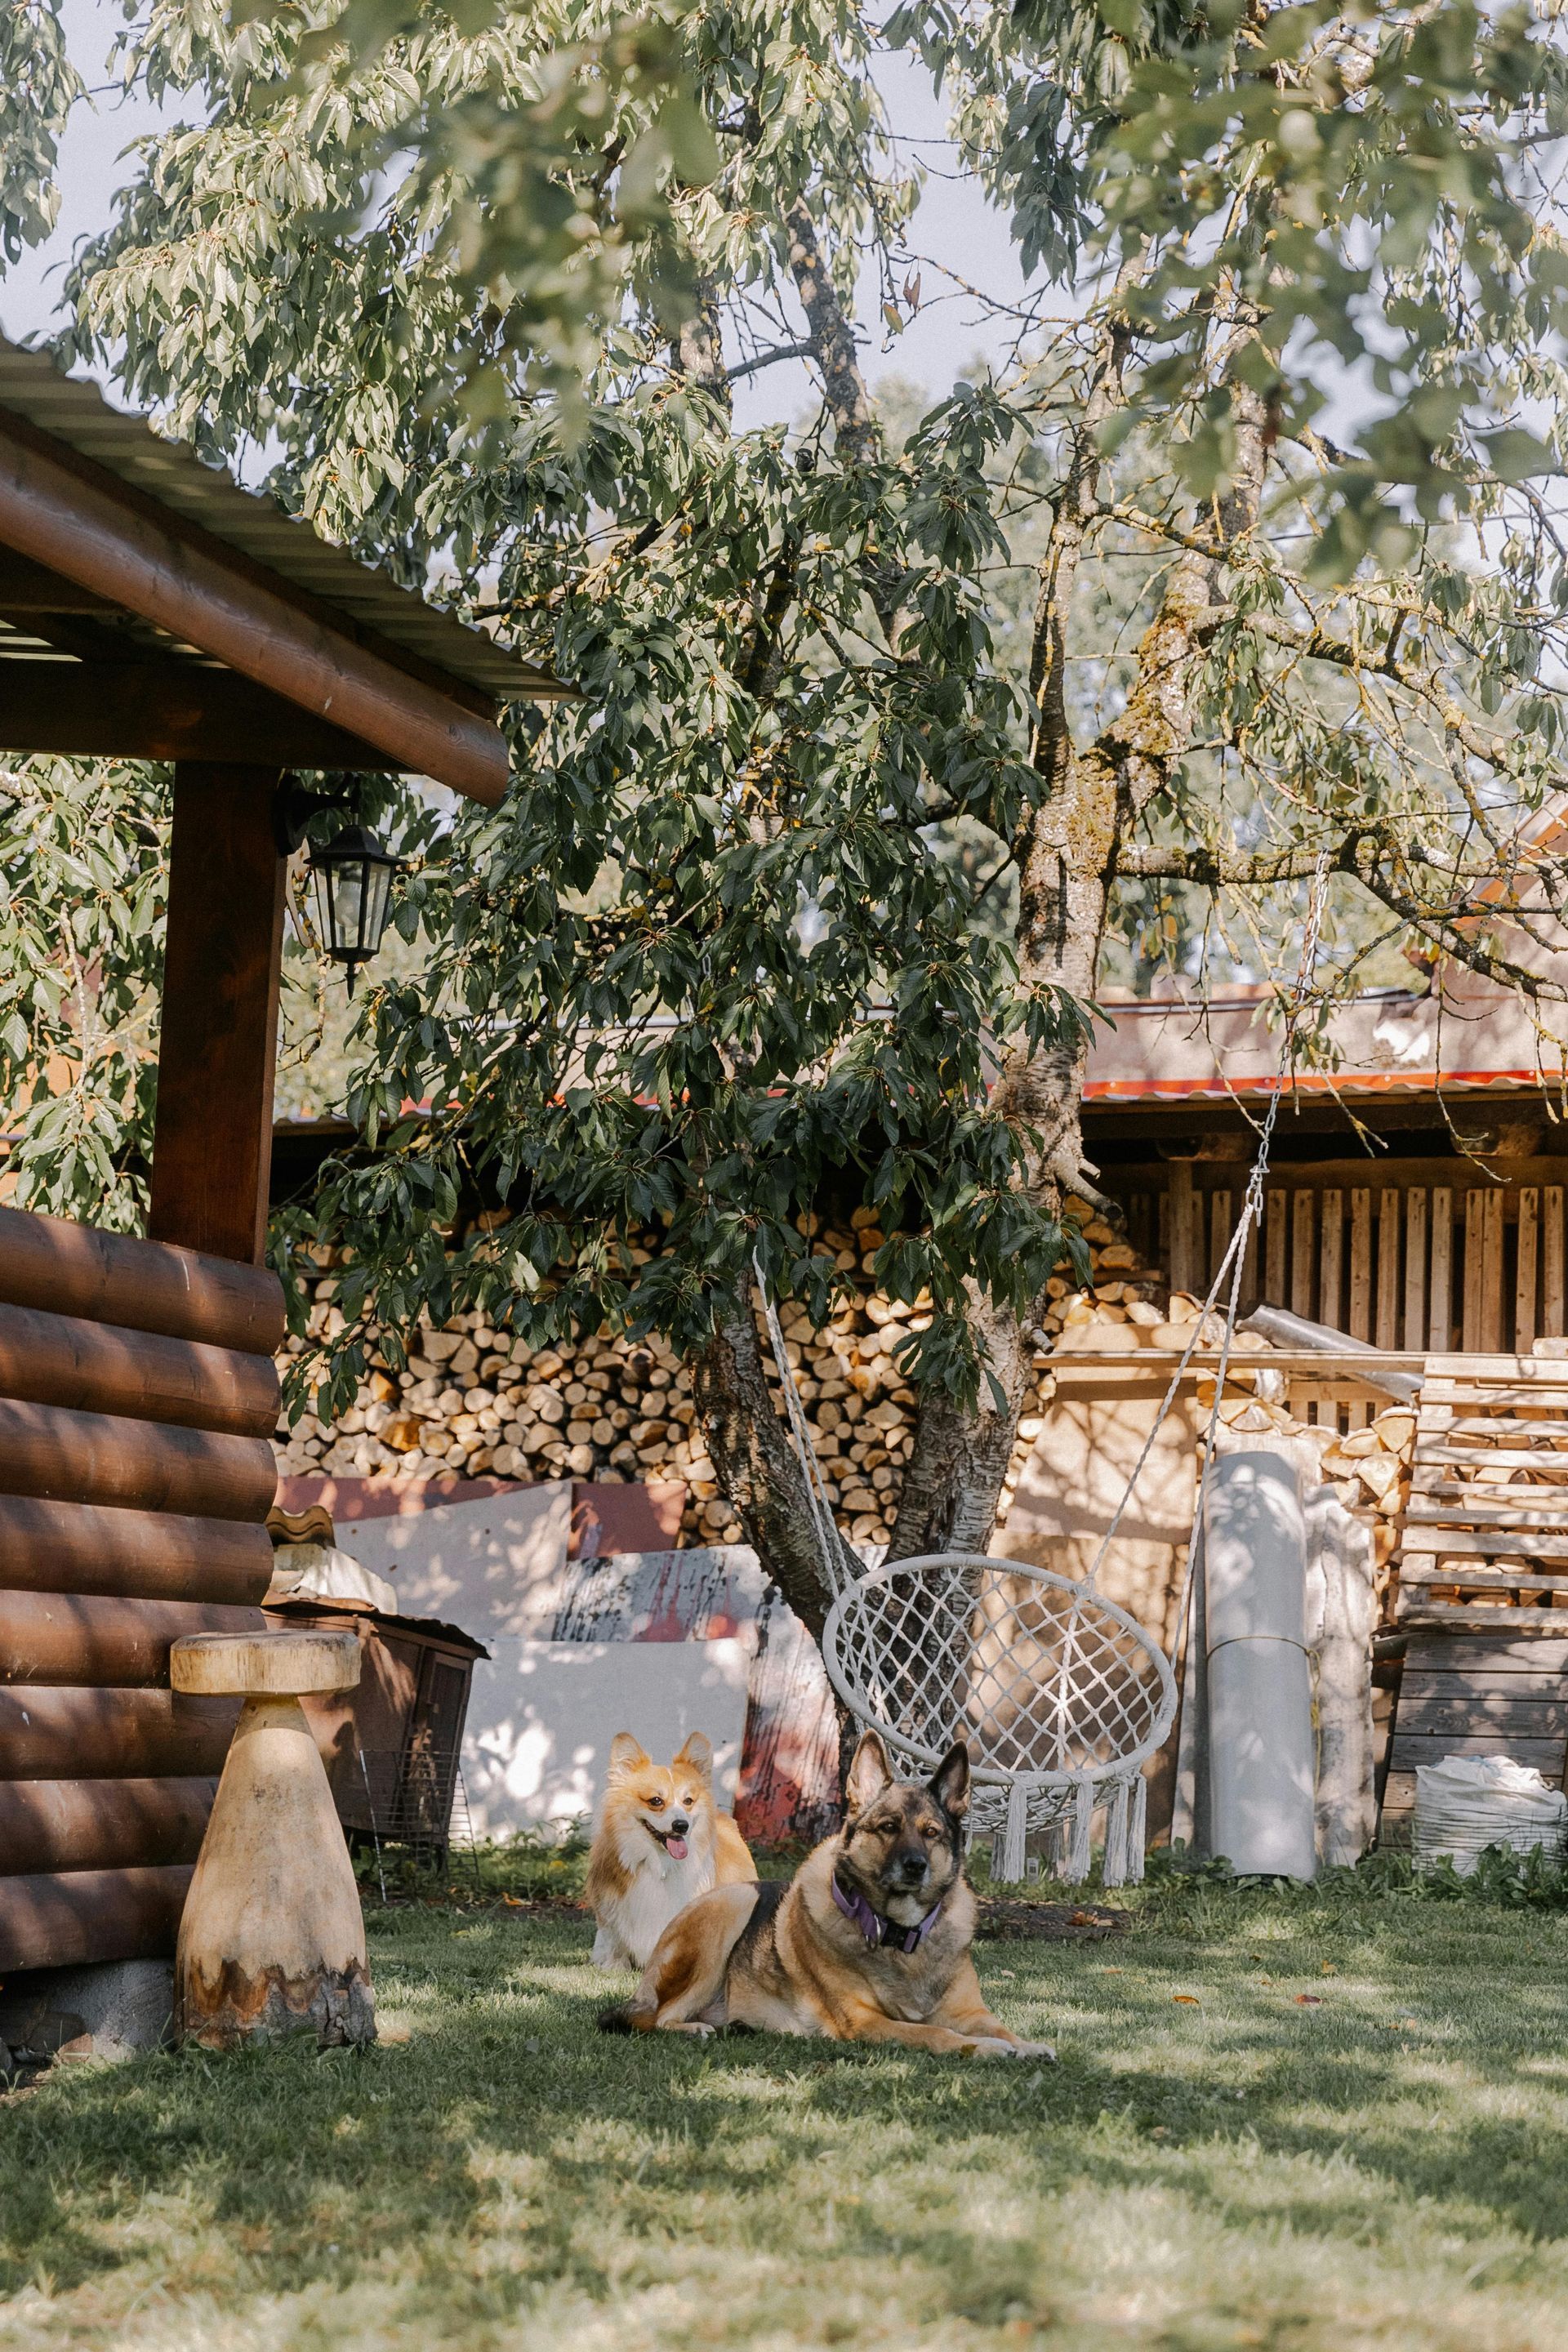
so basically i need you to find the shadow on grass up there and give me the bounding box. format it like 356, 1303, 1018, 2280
7, 1895, 1568, 2321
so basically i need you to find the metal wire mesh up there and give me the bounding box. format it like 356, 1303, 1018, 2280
822, 1553, 1178, 1799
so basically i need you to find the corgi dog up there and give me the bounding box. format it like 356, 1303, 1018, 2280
586, 1730, 757, 1970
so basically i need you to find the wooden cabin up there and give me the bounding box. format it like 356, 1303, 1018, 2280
1084, 973, 1568, 1347
0, 337, 561, 1972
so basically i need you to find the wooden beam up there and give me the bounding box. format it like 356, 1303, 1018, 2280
1349, 1189, 1372, 1340
0, 1778, 213, 1877
1291, 1190, 1316, 1317
149, 765, 286, 1267
1166, 1161, 1198, 1294
0, 1864, 194, 1973
1481, 1187, 1506, 1352
0, 1202, 283, 1352
0, 1398, 277, 1521
1429, 1187, 1453, 1352
0, 545, 117, 608
1320, 1188, 1343, 1333
0, 1686, 238, 1779
1265, 1189, 1288, 1307
1375, 1188, 1401, 1348
0, 1495, 273, 1606
1463, 1191, 1484, 1348
1404, 1187, 1428, 1352
1517, 1187, 1539, 1352
1545, 1186, 1566, 1338
0, 1591, 263, 1685
0, 1298, 278, 1437
0, 424, 510, 802
0, 657, 415, 767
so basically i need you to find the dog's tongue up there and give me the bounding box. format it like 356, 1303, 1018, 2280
666, 1835, 688, 1860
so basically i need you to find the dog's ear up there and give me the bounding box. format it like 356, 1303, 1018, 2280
846, 1729, 894, 1815
608, 1731, 649, 1784
674, 1731, 713, 1780
929, 1741, 971, 1820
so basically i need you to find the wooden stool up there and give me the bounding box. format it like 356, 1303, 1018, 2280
171, 1630, 375, 2049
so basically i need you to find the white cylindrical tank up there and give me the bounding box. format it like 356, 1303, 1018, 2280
1205, 1447, 1316, 1879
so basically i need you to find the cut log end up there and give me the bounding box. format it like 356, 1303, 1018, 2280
171, 1628, 361, 1696
177, 1958, 376, 2049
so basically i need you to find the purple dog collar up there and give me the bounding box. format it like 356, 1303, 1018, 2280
831, 1869, 944, 1955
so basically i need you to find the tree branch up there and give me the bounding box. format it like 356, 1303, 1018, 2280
783, 201, 877, 466
726, 340, 813, 385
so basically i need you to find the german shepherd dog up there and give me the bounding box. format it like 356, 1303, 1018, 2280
601, 1729, 1055, 2060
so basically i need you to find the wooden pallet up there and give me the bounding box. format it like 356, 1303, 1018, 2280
1397, 1355, 1568, 1629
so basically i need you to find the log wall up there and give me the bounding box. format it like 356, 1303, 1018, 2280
0, 1205, 280, 1972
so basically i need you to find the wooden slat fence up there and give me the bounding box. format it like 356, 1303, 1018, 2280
1118, 1166, 1568, 1360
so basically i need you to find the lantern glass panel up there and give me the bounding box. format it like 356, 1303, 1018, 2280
309, 825, 400, 984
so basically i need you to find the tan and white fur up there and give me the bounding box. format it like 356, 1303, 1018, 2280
585, 1730, 756, 1970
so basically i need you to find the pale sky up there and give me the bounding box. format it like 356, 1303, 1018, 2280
0, 0, 1031, 429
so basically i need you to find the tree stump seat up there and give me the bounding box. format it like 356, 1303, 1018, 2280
171, 1629, 375, 2049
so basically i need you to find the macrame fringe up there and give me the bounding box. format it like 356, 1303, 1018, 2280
1102, 1779, 1130, 1888
1128, 1773, 1147, 1884
996, 1778, 1030, 1882
1067, 1778, 1094, 1882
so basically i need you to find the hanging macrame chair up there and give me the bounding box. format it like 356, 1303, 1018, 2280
822, 1550, 1176, 1883
758, 857, 1333, 1890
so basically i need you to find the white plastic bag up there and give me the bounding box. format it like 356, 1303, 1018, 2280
1413, 1754, 1568, 1876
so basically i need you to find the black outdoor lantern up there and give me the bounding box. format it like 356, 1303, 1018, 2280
307, 823, 403, 993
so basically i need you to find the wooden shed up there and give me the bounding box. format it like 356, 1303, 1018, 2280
1084, 974, 1568, 1356
263, 1594, 487, 1866
0, 338, 562, 1972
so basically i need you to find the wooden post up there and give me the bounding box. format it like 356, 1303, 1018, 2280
1291, 1191, 1316, 1319
1403, 1187, 1428, 1352
1429, 1187, 1453, 1352
1204, 1189, 1230, 1298
1265, 1190, 1288, 1307
1349, 1190, 1373, 1341
1481, 1188, 1506, 1352
1545, 1187, 1566, 1339
1376, 1188, 1400, 1349
1166, 1162, 1197, 1294
1320, 1188, 1343, 1334
1241, 1192, 1260, 1308
148, 767, 287, 1265
1463, 1191, 1484, 1350
1517, 1187, 1540, 1352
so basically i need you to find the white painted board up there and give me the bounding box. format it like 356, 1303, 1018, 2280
330, 1482, 573, 1639
462, 1637, 752, 1838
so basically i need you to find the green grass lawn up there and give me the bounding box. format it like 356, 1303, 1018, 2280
7, 1869, 1568, 2350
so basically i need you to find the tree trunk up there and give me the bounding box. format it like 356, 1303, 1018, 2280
884, 1285, 1031, 1561
692, 1282, 853, 1637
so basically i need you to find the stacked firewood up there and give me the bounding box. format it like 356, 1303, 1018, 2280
272, 1200, 1159, 1548
1317, 1410, 1417, 1519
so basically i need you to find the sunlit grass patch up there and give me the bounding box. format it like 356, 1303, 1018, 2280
5, 1877, 1568, 2347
